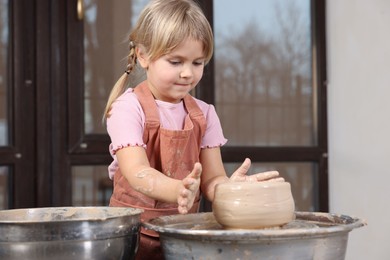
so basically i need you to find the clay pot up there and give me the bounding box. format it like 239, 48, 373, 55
212, 181, 295, 229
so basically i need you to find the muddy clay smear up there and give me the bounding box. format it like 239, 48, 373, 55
0, 207, 142, 223
189, 219, 321, 231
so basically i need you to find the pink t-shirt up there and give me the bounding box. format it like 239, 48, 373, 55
106, 88, 227, 178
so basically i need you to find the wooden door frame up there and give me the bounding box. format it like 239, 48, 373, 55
0, 0, 37, 208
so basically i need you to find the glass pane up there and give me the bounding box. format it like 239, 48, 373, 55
224, 162, 318, 211
72, 165, 112, 206
83, 0, 148, 134
0, 166, 9, 209
0, 0, 9, 146
214, 0, 314, 146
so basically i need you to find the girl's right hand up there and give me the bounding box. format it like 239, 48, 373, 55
230, 158, 283, 182
177, 162, 202, 214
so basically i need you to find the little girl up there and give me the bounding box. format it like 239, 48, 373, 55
103, 0, 283, 259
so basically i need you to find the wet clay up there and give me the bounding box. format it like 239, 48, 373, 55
212, 181, 295, 229
0, 207, 143, 223
135, 169, 155, 194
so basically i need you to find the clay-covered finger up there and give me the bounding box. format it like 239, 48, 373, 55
264, 177, 285, 182
255, 171, 279, 181
189, 162, 202, 179
178, 206, 188, 214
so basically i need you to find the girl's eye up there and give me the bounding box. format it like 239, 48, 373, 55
167, 60, 204, 66
193, 61, 204, 66
169, 60, 181, 65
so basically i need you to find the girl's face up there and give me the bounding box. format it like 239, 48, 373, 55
138, 38, 206, 103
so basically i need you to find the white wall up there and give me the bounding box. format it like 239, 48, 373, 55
327, 0, 390, 259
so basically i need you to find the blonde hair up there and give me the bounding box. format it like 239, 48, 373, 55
103, 0, 214, 120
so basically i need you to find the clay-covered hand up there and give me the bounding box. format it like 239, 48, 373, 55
177, 162, 202, 214
229, 158, 285, 182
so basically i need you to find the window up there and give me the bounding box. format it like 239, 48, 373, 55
0, 0, 9, 146
68, 0, 327, 211
4, 0, 326, 210
201, 0, 328, 211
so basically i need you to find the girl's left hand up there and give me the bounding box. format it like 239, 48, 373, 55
177, 162, 202, 214
229, 158, 285, 182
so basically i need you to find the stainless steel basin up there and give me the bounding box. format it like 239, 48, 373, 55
0, 206, 143, 260
144, 211, 366, 260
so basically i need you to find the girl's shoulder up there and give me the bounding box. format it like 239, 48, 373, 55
113, 88, 142, 108
191, 96, 217, 117
117, 87, 137, 101
110, 88, 143, 118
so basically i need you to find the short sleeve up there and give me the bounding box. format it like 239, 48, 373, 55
106, 88, 146, 155
195, 99, 228, 148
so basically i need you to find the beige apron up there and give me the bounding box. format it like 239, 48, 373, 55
110, 81, 206, 259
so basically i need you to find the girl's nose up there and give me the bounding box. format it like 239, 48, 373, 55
180, 65, 193, 78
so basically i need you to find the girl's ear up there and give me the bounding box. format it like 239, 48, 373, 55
136, 46, 149, 69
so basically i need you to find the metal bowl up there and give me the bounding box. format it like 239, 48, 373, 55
144, 211, 366, 260
0, 207, 143, 260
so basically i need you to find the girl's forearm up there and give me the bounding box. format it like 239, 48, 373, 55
201, 175, 229, 202
123, 166, 181, 203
